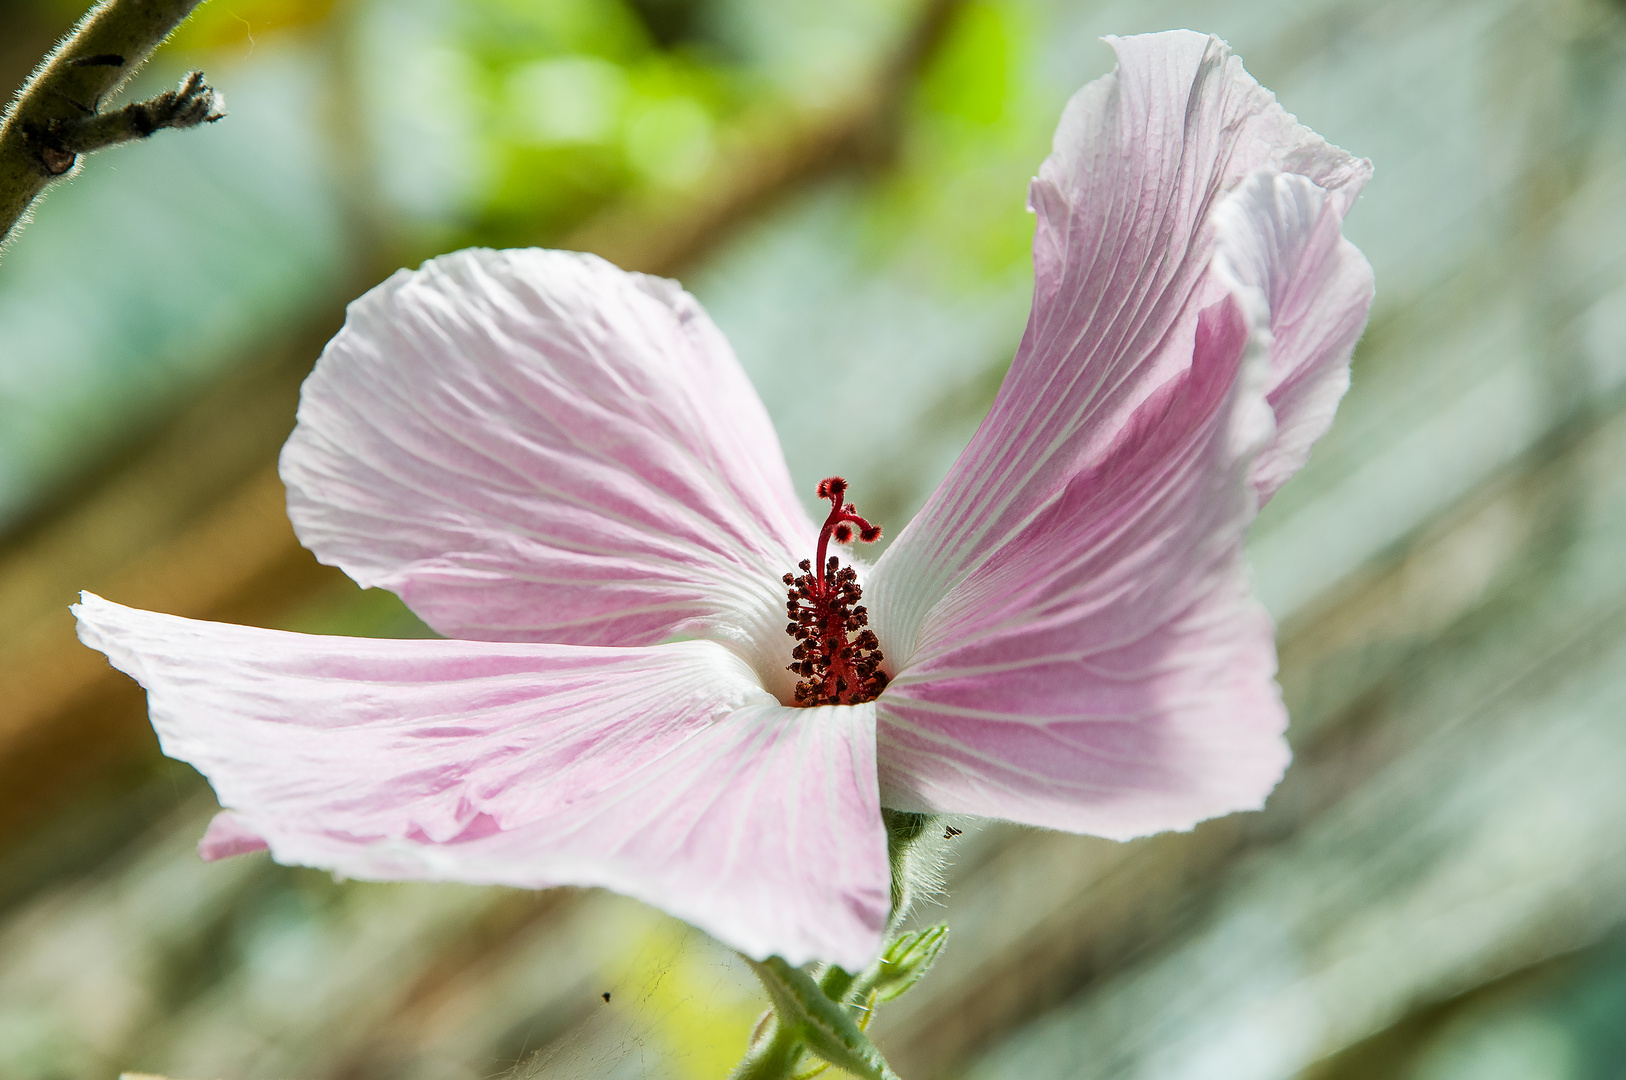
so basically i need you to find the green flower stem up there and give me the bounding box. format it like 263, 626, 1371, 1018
728, 1019, 803, 1080
819, 962, 857, 1002
881, 809, 943, 933
726, 812, 960, 1078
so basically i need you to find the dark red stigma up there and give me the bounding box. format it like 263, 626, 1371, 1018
783, 477, 889, 707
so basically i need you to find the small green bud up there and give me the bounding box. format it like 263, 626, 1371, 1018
869, 923, 949, 1003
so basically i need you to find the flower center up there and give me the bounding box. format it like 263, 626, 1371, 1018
782, 477, 889, 707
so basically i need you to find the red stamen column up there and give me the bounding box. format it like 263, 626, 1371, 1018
782, 478, 889, 705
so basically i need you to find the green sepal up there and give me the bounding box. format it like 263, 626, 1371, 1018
861, 923, 949, 1003
746, 956, 901, 1080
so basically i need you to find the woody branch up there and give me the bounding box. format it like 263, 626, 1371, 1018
0, 0, 222, 249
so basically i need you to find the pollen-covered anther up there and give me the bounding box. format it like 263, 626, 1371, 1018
783, 477, 889, 707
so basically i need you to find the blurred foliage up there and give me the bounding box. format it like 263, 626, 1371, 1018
169, 0, 761, 243
167, 0, 339, 49
869, 0, 1040, 289
411, 0, 741, 237
1314, 933, 1626, 1080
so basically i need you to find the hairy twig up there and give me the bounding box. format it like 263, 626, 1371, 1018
0, 0, 221, 248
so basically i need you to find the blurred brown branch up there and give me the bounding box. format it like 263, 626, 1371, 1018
574, 0, 962, 276
0, 0, 964, 843
0, 0, 221, 250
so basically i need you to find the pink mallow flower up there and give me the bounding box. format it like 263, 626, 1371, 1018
74, 31, 1372, 971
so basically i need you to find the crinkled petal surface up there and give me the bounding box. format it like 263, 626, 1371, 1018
1214, 171, 1375, 503
280, 248, 815, 674
866, 30, 1373, 838
874, 299, 1282, 838
74, 593, 889, 969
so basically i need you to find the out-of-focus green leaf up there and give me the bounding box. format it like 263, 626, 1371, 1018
860, 0, 1044, 288
919, 0, 1010, 126
168, 0, 339, 51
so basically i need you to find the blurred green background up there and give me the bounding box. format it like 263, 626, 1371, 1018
2, 0, 1625, 1076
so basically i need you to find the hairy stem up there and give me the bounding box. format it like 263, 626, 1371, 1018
0, 0, 221, 247
883, 808, 945, 932
727, 1019, 803, 1080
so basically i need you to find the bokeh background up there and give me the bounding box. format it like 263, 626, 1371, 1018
2, 0, 1625, 1076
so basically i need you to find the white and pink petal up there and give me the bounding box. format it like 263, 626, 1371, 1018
73, 593, 889, 969
862, 30, 1371, 839
869, 30, 1370, 659
1212, 171, 1375, 503
280, 248, 815, 678
874, 296, 1287, 837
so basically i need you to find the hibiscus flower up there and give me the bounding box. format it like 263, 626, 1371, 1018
75, 30, 1372, 972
